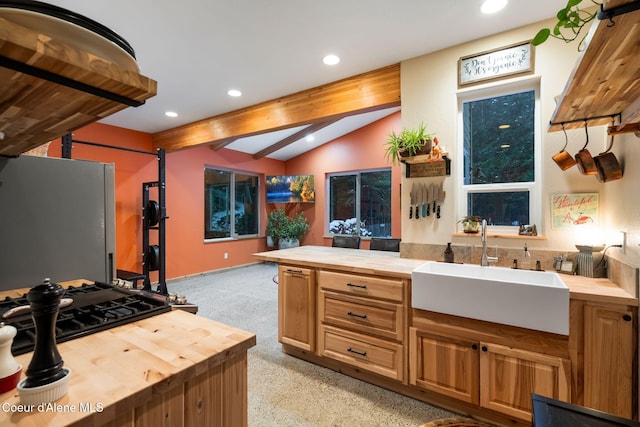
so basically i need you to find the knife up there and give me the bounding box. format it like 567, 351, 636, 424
436, 181, 444, 219
416, 183, 421, 219
431, 183, 437, 213
424, 184, 433, 216
421, 184, 427, 218
409, 182, 415, 219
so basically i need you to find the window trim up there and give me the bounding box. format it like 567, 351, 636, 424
326, 167, 392, 237
204, 166, 260, 242
456, 77, 542, 235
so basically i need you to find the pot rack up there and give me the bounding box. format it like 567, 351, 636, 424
61, 135, 168, 295
548, 0, 640, 135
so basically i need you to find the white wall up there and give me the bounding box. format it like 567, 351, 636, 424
400, 17, 637, 265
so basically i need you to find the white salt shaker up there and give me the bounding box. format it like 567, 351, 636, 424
0, 322, 19, 378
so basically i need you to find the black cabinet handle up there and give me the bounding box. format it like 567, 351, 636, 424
347, 347, 367, 357
623, 314, 632, 321
346, 283, 367, 289
285, 269, 303, 274
481, 346, 488, 352
347, 311, 368, 319
472, 344, 478, 350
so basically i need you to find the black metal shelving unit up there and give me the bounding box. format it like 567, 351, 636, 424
61, 135, 168, 295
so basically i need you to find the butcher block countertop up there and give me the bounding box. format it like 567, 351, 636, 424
0, 296, 256, 426
253, 245, 638, 306
254, 245, 426, 278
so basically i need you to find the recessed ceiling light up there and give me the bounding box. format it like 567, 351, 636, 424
306, 135, 315, 142
322, 54, 340, 66
165, 111, 178, 118
227, 89, 242, 97
481, 0, 507, 14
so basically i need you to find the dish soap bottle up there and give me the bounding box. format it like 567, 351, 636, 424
444, 242, 454, 263
521, 243, 532, 270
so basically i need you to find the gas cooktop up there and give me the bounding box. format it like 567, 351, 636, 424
0, 281, 171, 355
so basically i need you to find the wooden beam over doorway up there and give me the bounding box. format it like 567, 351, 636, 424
152, 64, 400, 152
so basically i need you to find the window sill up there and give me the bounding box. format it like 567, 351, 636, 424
452, 232, 547, 240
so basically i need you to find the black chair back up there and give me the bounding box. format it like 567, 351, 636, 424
331, 235, 361, 249
369, 238, 400, 252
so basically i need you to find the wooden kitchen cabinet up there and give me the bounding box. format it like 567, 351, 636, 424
583, 303, 637, 419
317, 270, 407, 381
480, 342, 570, 421
409, 328, 479, 404
410, 314, 570, 422
278, 265, 316, 351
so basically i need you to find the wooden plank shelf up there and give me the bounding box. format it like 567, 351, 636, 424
402, 156, 451, 178
0, 16, 157, 157
548, 0, 640, 134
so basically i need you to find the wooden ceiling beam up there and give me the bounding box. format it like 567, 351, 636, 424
253, 118, 341, 159
209, 137, 237, 151
152, 63, 400, 152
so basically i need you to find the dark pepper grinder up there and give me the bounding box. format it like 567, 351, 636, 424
22, 278, 67, 388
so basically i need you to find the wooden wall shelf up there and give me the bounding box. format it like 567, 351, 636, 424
403, 156, 451, 178
0, 17, 157, 157
548, 0, 640, 134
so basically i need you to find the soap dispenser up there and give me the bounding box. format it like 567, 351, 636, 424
522, 244, 532, 270
444, 243, 454, 263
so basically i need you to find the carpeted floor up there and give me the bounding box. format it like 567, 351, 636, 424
168, 262, 460, 427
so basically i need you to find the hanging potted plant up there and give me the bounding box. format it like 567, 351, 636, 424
531, 0, 601, 50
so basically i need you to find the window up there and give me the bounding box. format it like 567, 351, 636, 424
328, 169, 392, 237
204, 168, 259, 240
458, 81, 541, 232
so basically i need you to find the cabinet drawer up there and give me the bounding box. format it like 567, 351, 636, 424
319, 290, 403, 341
318, 270, 404, 302
318, 324, 403, 381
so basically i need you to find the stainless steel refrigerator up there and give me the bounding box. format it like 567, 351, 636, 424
0, 155, 116, 291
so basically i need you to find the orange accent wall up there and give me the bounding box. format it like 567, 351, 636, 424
48, 111, 400, 280
284, 112, 402, 249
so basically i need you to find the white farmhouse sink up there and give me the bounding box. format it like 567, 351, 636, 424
412, 261, 569, 335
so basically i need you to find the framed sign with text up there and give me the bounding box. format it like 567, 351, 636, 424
551, 193, 599, 229
458, 41, 534, 87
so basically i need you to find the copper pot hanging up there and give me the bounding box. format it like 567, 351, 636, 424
575, 121, 597, 175
552, 123, 577, 170
594, 131, 623, 183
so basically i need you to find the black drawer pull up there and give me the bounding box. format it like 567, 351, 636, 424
346, 283, 367, 289
347, 347, 367, 357
347, 311, 368, 319
472, 344, 478, 350
285, 269, 304, 274
623, 314, 632, 321
481, 346, 488, 352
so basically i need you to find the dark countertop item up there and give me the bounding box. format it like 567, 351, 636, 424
532, 394, 640, 427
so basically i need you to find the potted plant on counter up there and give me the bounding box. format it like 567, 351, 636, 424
458, 215, 483, 234
384, 122, 435, 165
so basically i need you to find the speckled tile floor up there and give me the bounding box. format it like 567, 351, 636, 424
169, 262, 457, 427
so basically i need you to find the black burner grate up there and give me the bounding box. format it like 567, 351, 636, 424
0, 282, 171, 355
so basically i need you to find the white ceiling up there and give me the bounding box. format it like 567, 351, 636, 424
36, 0, 564, 160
